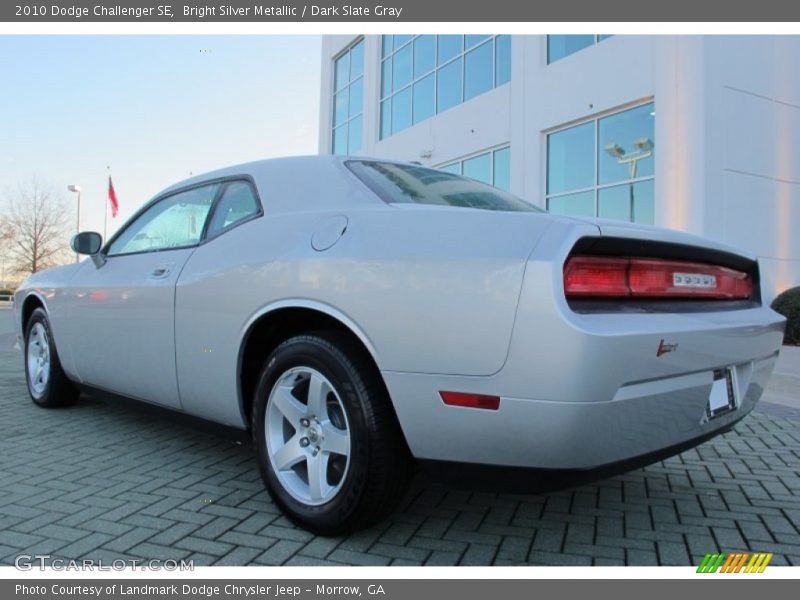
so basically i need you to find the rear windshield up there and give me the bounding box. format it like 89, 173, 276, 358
347, 160, 542, 213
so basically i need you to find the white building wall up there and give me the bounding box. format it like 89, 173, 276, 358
319, 34, 800, 302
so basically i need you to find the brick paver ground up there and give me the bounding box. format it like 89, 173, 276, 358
1, 306, 799, 566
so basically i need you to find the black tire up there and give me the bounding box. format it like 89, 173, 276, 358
252, 331, 412, 535
23, 308, 79, 408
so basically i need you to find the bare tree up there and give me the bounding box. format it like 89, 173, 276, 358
1, 180, 72, 275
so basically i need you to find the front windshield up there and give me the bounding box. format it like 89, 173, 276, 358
347, 160, 542, 213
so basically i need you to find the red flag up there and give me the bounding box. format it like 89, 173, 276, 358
108, 176, 119, 218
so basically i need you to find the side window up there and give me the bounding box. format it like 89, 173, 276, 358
205, 181, 260, 239
108, 184, 219, 256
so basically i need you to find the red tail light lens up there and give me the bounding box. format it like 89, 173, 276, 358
564, 256, 753, 300
440, 391, 501, 410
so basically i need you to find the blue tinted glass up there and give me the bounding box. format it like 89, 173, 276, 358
382, 35, 393, 57
548, 35, 594, 63
413, 74, 435, 124
598, 181, 653, 224
348, 116, 362, 155
414, 35, 436, 78
334, 52, 350, 91
464, 41, 493, 101
333, 88, 349, 126
598, 35, 613, 41
332, 125, 347, 155
439, 163, 461, 174
381, 58, 392, 98
438, 35, 462, 65
391, 86, 412, 134
493, 147, 510, 191
349, 78, 363, 117
380, 99, 392, 140
392, 44, 412, 91
495, 35, 511, 86
465, 35, 490, 50
462, 152, 492, 185
547, 122, 594, 194
597, 184, 631, 221
394, 35, 413, 49
437, 58, 462, 113
350, 41, 364, 78
598, 103, 655, 185
547, 191, 594, 217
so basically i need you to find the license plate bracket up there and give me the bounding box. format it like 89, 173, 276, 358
707, 368, 737, 419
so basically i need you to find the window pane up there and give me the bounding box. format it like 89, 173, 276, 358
439, 163, 461, 175
547, 191, 594, 217
332, 124, 347, 155
333, 88, 349, 126
381, 58, 392, 98
437, 58, 462, 113
598, 103, 655, 185
348, 116, 363, 155
598, 35, 613, 41
548, 35, 595, 63
349, 78, 363, 117
547, 122, 594, 194
464, 41, 493, 101
350, 41, 364, 78
334, 52, 350, 91
392, 43, 412, 91
382, 35, 393, 58
108, 185, 218, 255
380, 99, 392, 140
413, 74, 435, 124
206, 181, 259, 238
597, 180, 655, 224
493, 147, 510, 191
438, 35, 462, 65
394, 35, 413, 49
495, 35, 511, 86
348, 161, 540, 213
391, 86, 412, 134
465, 35, 490, 50
462, 152, 492, 185
414, 35, 436, 78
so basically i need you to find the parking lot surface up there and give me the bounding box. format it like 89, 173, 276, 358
1, 304, 799, 566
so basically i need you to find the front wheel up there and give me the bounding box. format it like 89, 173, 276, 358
252, 332, 412, 535
24, 307, 78, 408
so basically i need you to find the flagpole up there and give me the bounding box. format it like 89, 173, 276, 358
104, 166, 110, 241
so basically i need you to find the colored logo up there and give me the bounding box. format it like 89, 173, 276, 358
696, 552, 773, 573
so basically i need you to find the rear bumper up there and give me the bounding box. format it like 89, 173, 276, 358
384, 352, 778, 469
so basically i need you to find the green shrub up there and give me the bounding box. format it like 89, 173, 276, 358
771, 286, 800, 345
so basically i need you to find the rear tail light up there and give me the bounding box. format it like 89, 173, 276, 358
564, 256, 753, 300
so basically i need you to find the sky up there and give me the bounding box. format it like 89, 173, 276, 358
0, 35, 322, 237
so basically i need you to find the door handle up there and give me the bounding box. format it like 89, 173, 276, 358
149, 264, 172, 278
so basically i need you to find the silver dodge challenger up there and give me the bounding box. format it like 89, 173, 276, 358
13, 156, 785, 533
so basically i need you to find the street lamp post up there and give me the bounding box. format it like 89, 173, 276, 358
67, 184, 82, 262
604, 138, 653, 222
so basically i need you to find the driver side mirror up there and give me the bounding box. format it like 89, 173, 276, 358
70, 231, 106, 268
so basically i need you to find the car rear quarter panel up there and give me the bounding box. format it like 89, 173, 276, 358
173, 207, 555, 425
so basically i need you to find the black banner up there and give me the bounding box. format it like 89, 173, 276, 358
3, 0, 800, 22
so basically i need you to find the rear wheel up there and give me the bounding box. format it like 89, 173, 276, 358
24, 308, 78, 408
252, 332, 412, 535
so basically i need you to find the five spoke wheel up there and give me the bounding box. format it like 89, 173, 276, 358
26, 322, 51, 397
265, 367, 351, 505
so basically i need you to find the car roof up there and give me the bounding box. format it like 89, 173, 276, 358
158, 155, 396, 214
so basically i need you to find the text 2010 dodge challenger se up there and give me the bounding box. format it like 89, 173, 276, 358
13, 156, 785, 533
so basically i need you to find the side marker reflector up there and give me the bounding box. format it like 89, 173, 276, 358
439, 391, 500, 410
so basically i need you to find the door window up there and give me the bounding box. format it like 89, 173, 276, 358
205, 181, 261, 239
